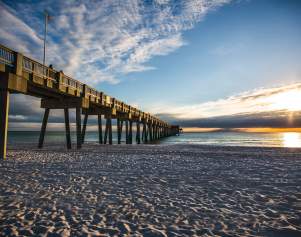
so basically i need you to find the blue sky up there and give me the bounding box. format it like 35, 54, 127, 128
1, 0, 301, 130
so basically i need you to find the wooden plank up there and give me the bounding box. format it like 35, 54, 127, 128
41, 97, 89, 109
7, 74, 27, 93
0, 90, 9, 159
38, 108, 50, 148
64, 108, 71, 149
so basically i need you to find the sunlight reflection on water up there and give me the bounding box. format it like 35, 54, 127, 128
7, 131, 301, 148
282, 133, 301, 148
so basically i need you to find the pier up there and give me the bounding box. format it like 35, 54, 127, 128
0, 44, 180, 159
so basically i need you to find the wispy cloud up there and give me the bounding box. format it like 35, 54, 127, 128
153, 83, 301, 127
0, 0, 230, 85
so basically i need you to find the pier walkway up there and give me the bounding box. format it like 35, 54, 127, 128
0, 44, 180, 159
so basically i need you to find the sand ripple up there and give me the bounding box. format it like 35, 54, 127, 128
0, 144, 301, 236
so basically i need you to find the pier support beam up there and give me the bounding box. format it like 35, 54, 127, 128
120, 120, 123, 143
109, 117, 112, 145
104, 116, 112, 145
152, 125, 155, 140
143, 122, 148, 143
38, 108, 50, 148
129, 120, 133, 144
136, 122, 140, 144
0, 90, 9, 159
81, 111, 88, 144
64, 108, 71, 149
98, 115, 103, 144
125, 120, 129, 144
148, 123, 153, 141
76, 107, 82, 149
104, 119, 108, 144
117, 118, 123, 144
142, 123, 145, 142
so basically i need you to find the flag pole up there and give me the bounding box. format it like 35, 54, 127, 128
43, 10, 48, 68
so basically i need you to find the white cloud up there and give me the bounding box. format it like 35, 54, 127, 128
0, 3, 43, 55
151, 83, 301, 119
0, 0, 231, 85
8, 115, 27, 121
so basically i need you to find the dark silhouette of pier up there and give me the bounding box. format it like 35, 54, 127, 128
0, 44, 180, 159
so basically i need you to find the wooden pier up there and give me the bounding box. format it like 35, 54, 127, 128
0, 44, 180, 159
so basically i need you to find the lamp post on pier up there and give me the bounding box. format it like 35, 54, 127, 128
43, 10, 51, 68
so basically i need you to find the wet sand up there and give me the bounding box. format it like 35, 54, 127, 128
0, 144, 301, 237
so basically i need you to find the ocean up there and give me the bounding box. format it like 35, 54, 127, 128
7, 131, 301, 148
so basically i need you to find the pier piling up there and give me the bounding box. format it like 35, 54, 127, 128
76, 107, 82, 149
98, 115, 103, 144
38, 108, 50, 148
0, 90, 9, 159
64, 108, 72, 149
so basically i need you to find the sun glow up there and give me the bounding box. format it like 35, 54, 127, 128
268, 90, 301, 111
282, 133, 301, 148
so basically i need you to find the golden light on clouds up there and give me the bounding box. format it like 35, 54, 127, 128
233, 128, 301, 133
267, 89, 301, 112
151, 83, 301, 120
182, 127, 222, 132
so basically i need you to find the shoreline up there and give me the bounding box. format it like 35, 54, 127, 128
1, 144, 301, 236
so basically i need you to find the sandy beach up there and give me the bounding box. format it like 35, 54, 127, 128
0, 144, 301, 237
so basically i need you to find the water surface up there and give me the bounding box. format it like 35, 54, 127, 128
8, 131, 301, 148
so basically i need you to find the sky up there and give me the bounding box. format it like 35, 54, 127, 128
1, 0, 301, 131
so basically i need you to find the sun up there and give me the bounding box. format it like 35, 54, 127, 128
282, 133, 301, 148
268, 90, 301, 111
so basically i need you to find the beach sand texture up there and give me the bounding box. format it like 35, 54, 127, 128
0, 144, 301, 237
